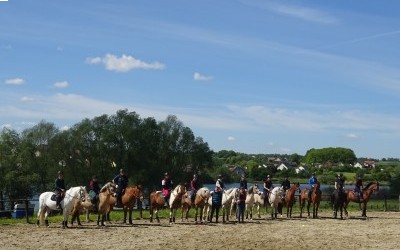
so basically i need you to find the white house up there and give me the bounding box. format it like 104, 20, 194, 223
354, 162, 363, 169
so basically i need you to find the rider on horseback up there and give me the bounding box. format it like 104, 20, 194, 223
335, 173, 345, 191
355, 175, 363, 202
55, 171, 66, 209
113, 168, 128, 207
190, 174, 202, 203
162, 172, 173, 206
89, 175, 101, 206
216, 174, 225, 190
281, 175, 290, 200
308, 173, 317, 199
239, 175, 248, 191
263, 175, 273, 204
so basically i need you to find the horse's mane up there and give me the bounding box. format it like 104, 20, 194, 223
364, 182, 378, 189
100, 182, 114, 193
248, 186, 254, 194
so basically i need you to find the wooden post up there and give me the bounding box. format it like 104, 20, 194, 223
384, 195, 387, 212
25, 199, 29, 223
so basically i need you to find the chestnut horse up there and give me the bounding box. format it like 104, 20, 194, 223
149, 184, 186, 223
181, 191, 192, 222
169, 184, 186, 223
283, 183, 300, 218
344, 181, 379, 218
97, 182, 116, 226
105, 185, 144, 224
300, 181, 321, 218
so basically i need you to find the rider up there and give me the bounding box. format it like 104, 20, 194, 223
263, 175, 273, 204
89, 175, 101, 206
216, 174, 225, 190
308, 173, 317, 199
55, 170, 66, 209
281, 175, 291, 200
335, 173, 345, 191
190, 174, 202, 203
355, 175, 363, 202
239, 175, 248, 191
113, 168, 129, 207
162, 172, 174, 206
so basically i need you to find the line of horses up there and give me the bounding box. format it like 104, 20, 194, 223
35, 181, 379, 228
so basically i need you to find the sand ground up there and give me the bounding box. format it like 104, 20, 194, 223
0, 211, 399, 250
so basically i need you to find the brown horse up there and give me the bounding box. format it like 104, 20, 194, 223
104, 185, 144, 224
149, 184, 186, 223
283, 183, 300, 218
97, 182, 116, 226
300, 181, 321, 218
181, 191, 192, 222
344, 181, 379, 217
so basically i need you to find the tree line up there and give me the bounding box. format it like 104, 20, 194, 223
0, 109, 213, 205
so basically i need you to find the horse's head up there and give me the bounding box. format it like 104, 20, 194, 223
79, 186, 89, 201
175, 184, 186, 196
135, 185, 144, 201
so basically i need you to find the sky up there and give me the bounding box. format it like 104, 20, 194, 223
1, 0, 400, 159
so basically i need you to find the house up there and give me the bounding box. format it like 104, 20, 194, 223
295, 166, 305, 174
277, 162, 293, 171
228, 166, 246, 176
354, 162, 363, 169
363, 160, 376, 169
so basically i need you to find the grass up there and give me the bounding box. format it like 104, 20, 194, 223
1, 198, 398, 226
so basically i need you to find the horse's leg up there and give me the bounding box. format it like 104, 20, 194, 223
129, 207, 133, 224
156, 208, 160, 223
307, 201, 311, 217
222, 206, 226, 223
362, 202, 366, 217
44, 210, 49, 227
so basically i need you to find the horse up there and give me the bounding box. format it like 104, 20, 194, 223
168, 184, 186, 224
36, 186, 91, 228
332, 186, 346, 219
99, 184, 143, 224
193, 187, 211, 223
343, 181, 379, 218
299, 182, 321, 218
181, 190, 192, 222
283, 183, 301, 218
268, 186, 284, 219
97, 182, 117, 226
245, 185, 261, 220
204, 188, 238, 223
253, 190, 265, 219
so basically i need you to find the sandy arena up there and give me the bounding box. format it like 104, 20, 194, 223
1, 211, 399, 250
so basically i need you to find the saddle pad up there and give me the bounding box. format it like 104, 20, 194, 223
51, 194, 57, 201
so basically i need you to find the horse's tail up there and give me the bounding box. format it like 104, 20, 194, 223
38, 194, 46, 225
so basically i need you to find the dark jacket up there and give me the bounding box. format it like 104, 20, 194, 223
113, 174, 128, 189
54, 178, 65, 192
211, 190, 223, 206
281, 179, 290, 190
190, 178, 202, 191
239, 179, 248, 190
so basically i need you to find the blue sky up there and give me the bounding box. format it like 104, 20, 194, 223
1, 0, 400, 159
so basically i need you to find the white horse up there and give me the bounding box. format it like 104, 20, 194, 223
253, 191, 265, 218
168, 184, 186, 224
204, 188, 238, 223
36, 186, 90, 228
245, 184, 261, 220
268, 186, 284, 219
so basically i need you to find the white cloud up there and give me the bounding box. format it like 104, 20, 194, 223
271, 4, 338, 24
346, 133, 359, 139
5, 78, 25, 85
54, 81, 69, 88
227, 136, 236, 141
86, 54, 165, 72
194, 72, 213, 81
21, 96, 34, 102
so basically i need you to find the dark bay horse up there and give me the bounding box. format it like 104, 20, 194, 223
299, 181, 321, 218
344, 181, 379, 218
332, 186, 346, 219
283, 183, 300, 218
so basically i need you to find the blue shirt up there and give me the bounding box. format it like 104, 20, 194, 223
309, 176, 317, 188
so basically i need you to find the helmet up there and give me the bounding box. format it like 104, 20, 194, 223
120, 168, 125, 173
339, 173, 343, 177
218, 174, 222, 178
267, 175, 270, 178
165, 172, 169, 176
193, 174, 197, 178
58, 170, 64, 175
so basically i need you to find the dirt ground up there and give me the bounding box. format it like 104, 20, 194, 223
1, 211, 399, 250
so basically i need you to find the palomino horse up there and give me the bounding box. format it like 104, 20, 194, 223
344, 181, 379, 218
245, 185, 261, 220
36, 186, 91, 228
181, 190, 192, 222
168, 184, 186, 223
97, 182, 116, 226
283, 183, 300, 218
268, 186, 284, 219
204, 188, 238, 223
193, 187, 211, 223
300, 182, 321, 218
253, 191, 265, 219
